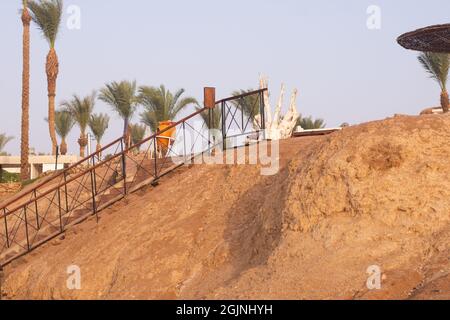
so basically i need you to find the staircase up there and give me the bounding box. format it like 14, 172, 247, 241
0, 88, 267, 268
0, 106, 215, 268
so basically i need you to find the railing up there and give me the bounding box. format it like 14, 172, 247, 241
219, 88, 267, 149
0, 106, 215, 267
0, 89, 267, 268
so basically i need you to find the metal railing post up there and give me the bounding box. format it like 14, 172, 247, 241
63, 171, 69, 214
183, 122, 187, 161
241, 98, 244, 134
221, 101, 227, 151
57, 187, 64, 232
92, 155, 97, 196
208, 110, 212, 155
3, 209, 9, 249
120, 138, 127, 195
153, 137, 158, 179
23, 207, 30, 251
90, 168, 98, 223
33, 189, 40, 229
260, 91, 266, 140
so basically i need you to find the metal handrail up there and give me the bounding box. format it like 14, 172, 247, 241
215, 88, 267, 104
0, 106, 209, 219
0, 90, 267, 212
0, 136, 123, 211
0, 90, 267, 268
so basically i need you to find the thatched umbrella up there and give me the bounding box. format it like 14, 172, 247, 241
397, 24, 450, 53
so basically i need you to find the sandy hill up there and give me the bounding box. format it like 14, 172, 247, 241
2, 114, 450, 300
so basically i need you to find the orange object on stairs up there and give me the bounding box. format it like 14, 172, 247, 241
157, 121, 176, 154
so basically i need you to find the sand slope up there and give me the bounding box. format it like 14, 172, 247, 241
2, 114, 450, 300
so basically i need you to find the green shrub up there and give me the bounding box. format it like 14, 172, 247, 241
0, 170, 20, 183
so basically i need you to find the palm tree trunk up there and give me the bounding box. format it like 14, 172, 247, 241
20, 5, 31, 181
96, 143, 102, 158
124, 118, 131, 148
78, 133, 87, 158
441, 90, 449, 113
46, 48, 59, 155
60, 139, 67, 155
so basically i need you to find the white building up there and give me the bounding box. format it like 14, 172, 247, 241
0, 155, 80, 180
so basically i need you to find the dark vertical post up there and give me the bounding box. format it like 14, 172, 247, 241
92, 154, 97, 196
23, 207, 30, 251
120, 138, 127, 195
204, 87, 216, 155
241, 98, 244, 134
3, 209, 9, 249
54, 146, 59, 171
63, 171, 69, 213
90, 169, 98, 223
57, 187, 63, 232
208, 109, 212, 154
260, 91, 266, 140
183, 122, 187, 161
33, 189, 39, 229
221, 101, 227, 151
153, 137, 158, 179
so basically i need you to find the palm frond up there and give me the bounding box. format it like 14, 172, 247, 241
418, 52, 450, 90
0, 134, 14, 152
138, 85, 198, 131
296, 115, 326, 130
197, 106, 222, 130
53, 110, 74, 139
171, 97, 199, 119
89, 113, 110, 143
27, 0, 63, 48
130, 124, 147, 146
60, 91, 96, 134
140, 110, 159, 133
99, 81, 139, 121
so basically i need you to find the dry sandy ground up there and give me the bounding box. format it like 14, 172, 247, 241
2, 114, 450, 300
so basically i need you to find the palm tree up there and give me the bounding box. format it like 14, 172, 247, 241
139, 85, 198, 133
89, 113, 110, 154
28, 0, 63, 155
53, 110, 74, 155
130, 124, 147, 151
296, 116, 326, 130
418, 52, 450, 113
0, 134, 14, 154
99, 80, 139, 147
20, 0, 31, 180
61, 92, 95, 157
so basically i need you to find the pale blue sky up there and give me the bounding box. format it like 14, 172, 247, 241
1, 0, 449, 155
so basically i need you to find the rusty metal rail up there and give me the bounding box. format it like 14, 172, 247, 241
0, 89, 267, 268
0, 105, 215, 267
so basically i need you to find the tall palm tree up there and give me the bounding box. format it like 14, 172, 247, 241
53, 110, 74, 155
130, 124, 147, 151
139, 85, 198, 133
0, 134, 14, 154
28, 0, 63, 155
89, 113, 110, 153
418, 52, 450, 113
61, 92, 95, 157
99, 80, 139, 147
296, 116, 326, 130
20, 0, 31, 180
